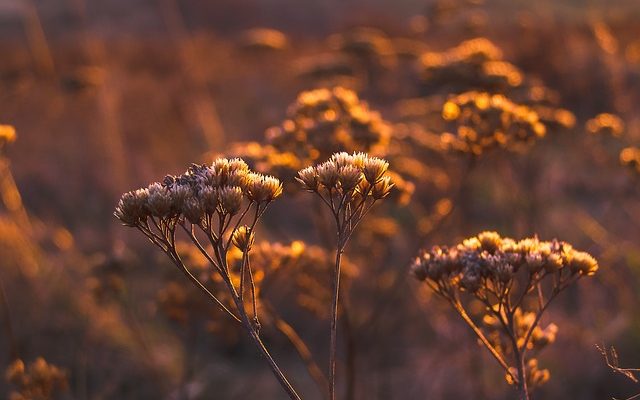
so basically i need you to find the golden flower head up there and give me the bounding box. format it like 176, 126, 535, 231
296, 166, 319, 191
317, 161, 340, 189
363, 157, 389, 184
371, 175, 394, 199
248, 174, 283, 203
232, 225, 255, 252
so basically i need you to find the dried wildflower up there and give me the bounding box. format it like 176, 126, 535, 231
5, 357, 68, 400
586, 113, 625, 137
232, 226, 255, 252
411, 231, 598, 400
297, 152, 393, 400
115, 157, 301, 400
440, 91, 547, 155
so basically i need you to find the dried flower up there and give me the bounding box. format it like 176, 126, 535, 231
232, 226, 255, 252
411, 231, 598, 398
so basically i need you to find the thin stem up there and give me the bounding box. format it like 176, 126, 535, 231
329, 241, 345, 400
450, 300, 516, 381
265, 302, 329, 399
219, 244, 301, 400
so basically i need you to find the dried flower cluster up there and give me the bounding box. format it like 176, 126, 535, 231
586, 113, 625, 137
411, 231, 598, 399
440, 91, 547, 154
297, 152, 394, 229
115, 157, 303, 399
5, 358, 68, 400
268, 87, 391, 161
419, 38, 523, 90
297, 152, 393, 400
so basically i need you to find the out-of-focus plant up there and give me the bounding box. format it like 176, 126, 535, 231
620, 147, 640, 175
410, 231, 598, 399
114, 157, 304, 399
597, 344, 640, 400
587, 113, 625, 137
5, 358, 68, 400
297, 151, 393, 400
440, 91, 547, 155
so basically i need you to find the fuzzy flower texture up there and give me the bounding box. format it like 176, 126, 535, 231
411, 231, 598, 291
411, 231, 597, 397
114, 157, 282, 230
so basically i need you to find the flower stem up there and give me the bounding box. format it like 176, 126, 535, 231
329, 244, 344, 400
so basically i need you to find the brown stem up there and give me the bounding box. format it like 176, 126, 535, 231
450, 300, 515, 381
340, 300, 357, 400
266, 303, 329, 399
220, 249, 302, 400
329, 243, 344, 400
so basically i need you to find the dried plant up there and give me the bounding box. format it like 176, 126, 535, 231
440, 91, 547, 155
114, 157, 303, 399
5, 358, 68, 400
587, 113, 625, 137
597, 344, 640, 400
297, 151, 393, 400
411, 231, 598, 399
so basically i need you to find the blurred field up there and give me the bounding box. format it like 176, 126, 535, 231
1, 0, 640, 399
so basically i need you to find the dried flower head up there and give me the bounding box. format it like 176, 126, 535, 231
411, 231, 598, 397
440, 91, 547, 155
232, 226, 255, 252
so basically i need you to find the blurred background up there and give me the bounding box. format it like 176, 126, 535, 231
1, 0, 640, 398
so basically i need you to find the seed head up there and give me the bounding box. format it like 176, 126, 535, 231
170, 184, 192, 214
232, 225, 255, 252
477, 231, 502, 252
331, 152, 354, 168
567, 250, 598, 276
296, 166, 319, 191
317, 161, 340, 189
199, 186, 218, 214
363, 157, 389, 184
115, 189, 149, 226
248, 174, 283, 202
219, 186, 244, 215
371, 175, 394, 199
147, 182, 172, 217
338, 165, 363, 192
182, 196, 204, 224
